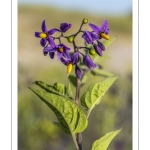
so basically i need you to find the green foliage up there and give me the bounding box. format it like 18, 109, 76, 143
66, 83, 73, 99
90, 129, 122, 150
33, 81, 69, 97
68, 75, 88, 87
18, 5, 132, 150
102, 37, 116, 49
68, 75, 77, 87
29, 87, 88, 134
90, 68, 115, 77
81, 76, 118, 117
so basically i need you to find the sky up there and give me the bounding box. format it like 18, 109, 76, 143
18, 0, 132, 15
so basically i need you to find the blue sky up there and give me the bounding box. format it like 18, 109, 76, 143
18, 0, 132, 15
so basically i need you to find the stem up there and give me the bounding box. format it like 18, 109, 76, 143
75, 78, 81, 105
76, 133, 82, 150
72, 133, 79, 150
75, 78, 82, 149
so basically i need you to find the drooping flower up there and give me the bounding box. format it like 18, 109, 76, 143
35, 19, 52, 47
75, 65, 82, 80
93, 41, 105, 56
82, 31, 98, 44
43, 38, 70, 60
83, 55, 98, 69
60, 52, 81, 78
48, 23, 72, 35
89, 19, 110, 40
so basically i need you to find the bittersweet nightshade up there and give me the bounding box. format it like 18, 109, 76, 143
83, 55, 98, 69
44, 40, 70, 60
89, 19, 110, 40
35, 18, 109, 79
82, 31, 98, 44
48, 23, 72, 35
35, 19, 52, 47
60, 52, 80, 75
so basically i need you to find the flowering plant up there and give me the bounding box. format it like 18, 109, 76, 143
29, 18, 122, 150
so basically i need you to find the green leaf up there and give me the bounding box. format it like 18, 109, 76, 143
81, 76, 118, 116
91, 69, 115, 77
33, 81, 67, 97
81, 75, 88, 87
90, 129, 122, 150
66, 83, 73, 99
102, 36, 116, 49
68, 75, 77, 87
29, 87, 88, 134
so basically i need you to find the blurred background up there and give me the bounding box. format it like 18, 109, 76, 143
18, 0, 132, 150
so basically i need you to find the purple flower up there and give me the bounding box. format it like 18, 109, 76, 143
89, 19, 110, 40
93, 41, 105, 56
44, 39, 70, 60
60, 52, 80, 66
48, 23, 72, 35
60, 23, 72, 32
35, 19, 52, 47
82, 31, 98, 44
83, 55, 98, 69
60, 52, 81, 78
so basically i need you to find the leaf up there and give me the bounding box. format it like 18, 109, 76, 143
102, 36, 116, 49
29, 87, 88, 134
66, 83, 73, 99
33, 81, 67, 97
81, 76, 118, 114
81, 75, 88, 87
68, 75, 77, 87
91, 69, 115, 77
90, 129, 122, 150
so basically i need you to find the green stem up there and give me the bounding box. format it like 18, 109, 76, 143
72, 133, 79, 150
86, 109, 91, 119
75, 78, 83, 150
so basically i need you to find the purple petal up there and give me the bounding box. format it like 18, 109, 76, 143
49, 52, 55, 59
75, 65, 82, 80
93, 44, 102, 56
35, 32, 42, 38
101, 19, 108, 32
41, 19, 47, 32
47, 28, 60, 35
43, 51, 48, 56
71, 52, 80, 64
57, 51, 63, 60
60, 57, 70, 65
63, 50, 70, 59
61, 43, 70, 51
82, 31, 93, 44
47, 36, 56, 48
83, 55, 98, 68
90, 32, 99, 41
105, 28, 109, 35
97, 41, 105, 51
43, 46, 56, 53
89, 23, 101, 34
40, 39, 47, 47
60, 23, 72, 32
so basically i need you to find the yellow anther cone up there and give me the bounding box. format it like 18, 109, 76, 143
39, 33, 47, 38
101, 33, 110, 40
67, 63, 73, 75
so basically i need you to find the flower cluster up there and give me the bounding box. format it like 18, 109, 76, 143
34, 18, 110, 80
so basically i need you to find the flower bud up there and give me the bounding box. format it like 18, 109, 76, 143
89, 49, 96, 55
82, 18, 88, 24
67, 36, 74, 43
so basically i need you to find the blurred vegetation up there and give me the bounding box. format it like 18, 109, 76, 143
18, 4, 132, 150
